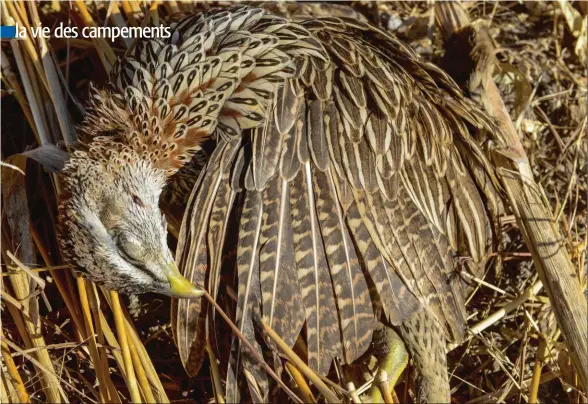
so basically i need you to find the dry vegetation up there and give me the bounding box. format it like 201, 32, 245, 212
1, 1, 586, 403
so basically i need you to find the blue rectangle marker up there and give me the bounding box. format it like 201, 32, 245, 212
0, 26, 17, 39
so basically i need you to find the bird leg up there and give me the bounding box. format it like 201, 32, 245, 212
371, 324, 408, 403
398, 309, 451, 404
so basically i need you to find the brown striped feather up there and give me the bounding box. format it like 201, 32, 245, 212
252, 113, 283, 191
290, 163, 343, 374
346, 202, 421, 324
174, 141, 229, 376
143, 6, 502, 396
227, 190, 266, 402
312, 167, 375, 363
307, 99, 329, 171
259, 175, 305, 346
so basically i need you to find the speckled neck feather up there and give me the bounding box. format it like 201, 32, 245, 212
77, 6, 318, 178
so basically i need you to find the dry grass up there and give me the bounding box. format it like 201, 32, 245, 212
1, 1, 586, 403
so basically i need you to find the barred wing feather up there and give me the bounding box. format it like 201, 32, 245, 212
168, 7, 499, 401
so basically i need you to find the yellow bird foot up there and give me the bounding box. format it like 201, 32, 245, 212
371, 326, 409, 403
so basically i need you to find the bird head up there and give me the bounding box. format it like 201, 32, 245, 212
57, 6, 313, 298
58, 145, 203, 299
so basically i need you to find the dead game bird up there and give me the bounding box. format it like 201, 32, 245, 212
58, 5, 501, 402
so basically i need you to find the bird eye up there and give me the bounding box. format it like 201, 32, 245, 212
131, 194, 145, 207
117, 235, 145, 263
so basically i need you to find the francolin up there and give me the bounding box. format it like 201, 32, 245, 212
58, 5, 501, 402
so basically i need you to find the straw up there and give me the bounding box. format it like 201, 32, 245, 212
110, 290, 142, 403
0, 329, 30, 403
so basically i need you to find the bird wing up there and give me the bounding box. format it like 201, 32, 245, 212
168, 8, 501, 400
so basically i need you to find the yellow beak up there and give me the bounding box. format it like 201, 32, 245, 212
164, 262, 204, 299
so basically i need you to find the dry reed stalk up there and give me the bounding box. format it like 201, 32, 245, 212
1, 285, 32, 345
460, 269, 509, 296
20, 48, 53, 141
4, 9, 68, 208
73, 0, 116, 68
1, 264, 70, 275
130, 0, 143, 15
375, 376, 394, 404
0, 288, 24, 311
2, 1, 50, 92
346, 381, 362, 404
12, 0, 26, 20
101, 289, 170, 402
5, 253, 44, 288
467, 372, 559, 404
449, 280, 544, 351
0, 49, 39, 141
260, 319, 341, 403
1, 371, 12, 403
5, 251, 48, 308
76, 276, 113, 402
1, 337, 92, 402
125, 321, 170, 402
3, 24, 51, 144
110, 290, 142, 403
0, 241, 31, 357
121, 0, 139, 27
4, 3, 166, 401
435, 1, 587, 389
0, 329, 30, 403
201, 291, 303, 403
149, 1, 159, 26
87, 284, 122, 403
129, 340, 156, 403
29, 227, 85, 341
0, 161, 25, 175
107, 1, 133, 48
107, 291, 157, 403
286, 361, 317, 404
206, 341, 226, 404
162, 1, 180, 15
3, 253, 66, 402
96, 309, 131, 380
26, 1, 75, 145
529, 337, 548, 403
